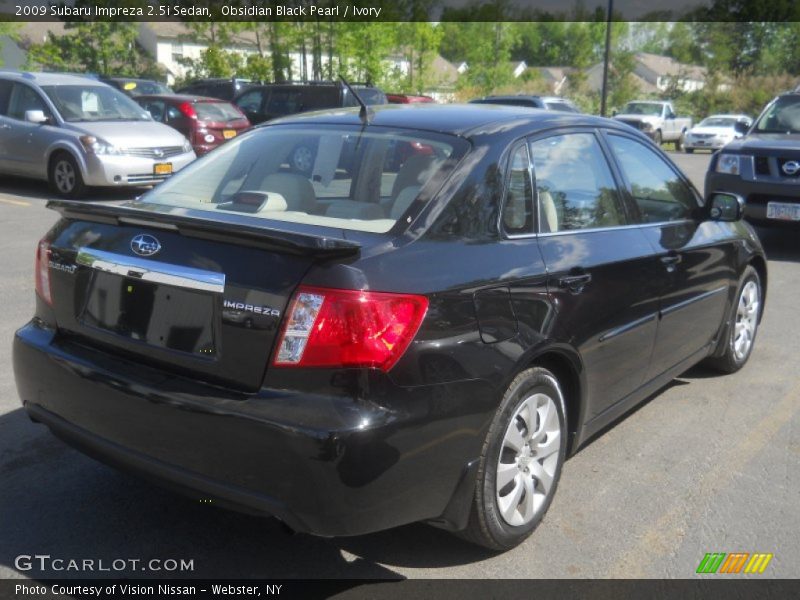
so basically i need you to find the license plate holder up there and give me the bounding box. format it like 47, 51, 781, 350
80, 272, 216, 356
766, 201, 800, 221
154, 162, 173, 175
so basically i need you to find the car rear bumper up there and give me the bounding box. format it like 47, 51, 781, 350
82, 152, 195, 187
13, 321, 487, 537
706, 171, 800, 225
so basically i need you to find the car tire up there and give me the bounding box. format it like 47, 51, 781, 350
705, 266, 762, 374
290, 144, 315, 175
653, 130, 663, 146
458, 367, 567, 551
676, 131, 685, 151
49, 152, 87, 199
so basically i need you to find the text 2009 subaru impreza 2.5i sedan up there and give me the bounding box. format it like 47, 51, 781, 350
13, 104, 766, 551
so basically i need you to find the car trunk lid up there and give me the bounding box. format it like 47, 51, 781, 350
44, 200, 360, 392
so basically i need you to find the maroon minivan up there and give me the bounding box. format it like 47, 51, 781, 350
136, 94, 251, 156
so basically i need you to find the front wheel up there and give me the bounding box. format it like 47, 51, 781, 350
48, 152, 87, 199
705, 266, 762, 373
675, 131, 685, 151
290, 145, 315, 175
458, 367, 567, 551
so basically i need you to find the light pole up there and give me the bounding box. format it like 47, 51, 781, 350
600, 0, 613, 116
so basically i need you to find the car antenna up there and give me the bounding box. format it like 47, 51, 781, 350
339, 76, 373, 125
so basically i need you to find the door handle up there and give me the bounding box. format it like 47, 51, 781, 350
558, 272, 592, 294
660, 253, 681, 273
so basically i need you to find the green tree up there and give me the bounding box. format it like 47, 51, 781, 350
25, 22, 148, 76
459, 22, 518, 94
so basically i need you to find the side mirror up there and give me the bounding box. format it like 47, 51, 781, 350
733, 121, 750, 135
707, 192, 744, 222
25, 110, 49, 124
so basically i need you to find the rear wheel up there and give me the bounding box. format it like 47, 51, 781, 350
48, 152, 86, 199
458, 367, 566, 551
705, 266, 762, 373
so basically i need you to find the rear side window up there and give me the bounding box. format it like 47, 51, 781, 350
235, 90, 263, 113
530, 133, 626, 232
502, 144, 534, 234
267, 90, 303, 116
606, 134, 697, 223
138, 125, 467, 233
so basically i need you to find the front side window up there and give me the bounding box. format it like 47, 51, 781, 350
136, 125, 467, 234
607, 134, 697, 223
0, 80, 13, 115
7, 84, 48, 120
42, 85, 150, 122
530, 133, 626, 232
502, 144, 533, 234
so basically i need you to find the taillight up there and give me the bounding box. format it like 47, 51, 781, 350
35, 239, 52, 305
273, 286, 428, 372
178, 102, 197, 119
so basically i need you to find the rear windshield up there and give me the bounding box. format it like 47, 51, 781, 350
122, 81, 173, 96
139, 125, 467, 233
699, 117, 739, 127
621, 102, 663, 116
544, 101, 578, 113
470, 98, 539, 108
194, 101, 243, 121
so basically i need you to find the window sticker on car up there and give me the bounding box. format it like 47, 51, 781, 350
81, 91, 99, 112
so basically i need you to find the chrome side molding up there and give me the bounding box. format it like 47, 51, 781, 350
76, 247, 225, 294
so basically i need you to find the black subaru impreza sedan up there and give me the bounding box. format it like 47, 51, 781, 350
14, 104, 766, 551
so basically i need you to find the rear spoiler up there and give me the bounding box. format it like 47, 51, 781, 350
47, 200, 361, 259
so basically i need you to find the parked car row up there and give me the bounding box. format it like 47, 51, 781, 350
3, 67, 799, 235
0, 71, 399, 198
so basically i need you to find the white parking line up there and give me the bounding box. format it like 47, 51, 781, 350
0, 196, 31, 207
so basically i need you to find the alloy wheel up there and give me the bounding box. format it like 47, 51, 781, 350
54, 160, 76, 194
496, 392, 561, 527
733, 280, 759, 362
292, 146, 313, 172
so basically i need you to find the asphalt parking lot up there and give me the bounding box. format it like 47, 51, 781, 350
0, 151, 798, 580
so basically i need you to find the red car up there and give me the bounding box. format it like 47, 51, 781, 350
386, 93, 436, 104
135, 95, 251, 156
